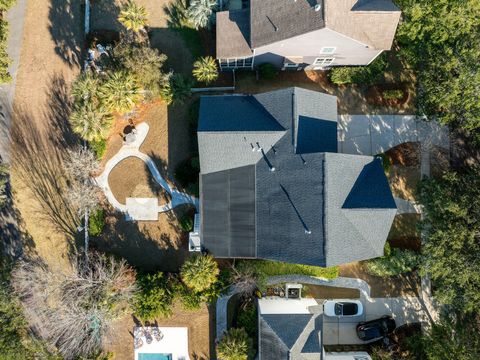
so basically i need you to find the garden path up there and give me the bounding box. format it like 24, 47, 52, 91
95, 122, 198, 221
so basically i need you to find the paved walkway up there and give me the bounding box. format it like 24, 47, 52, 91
95, 122, 198, 220
0, 0, 27, 163
338, 115, 449, 156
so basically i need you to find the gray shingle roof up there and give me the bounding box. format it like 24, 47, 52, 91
260, 310, 323, 360
198, 88, 396, 265
249, 0, 325, 48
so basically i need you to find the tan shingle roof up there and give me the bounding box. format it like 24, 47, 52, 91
325, 0, 401, 50
216, 10, 253, 59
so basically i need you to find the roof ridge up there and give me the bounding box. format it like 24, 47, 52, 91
260, 315, 291, 351
341, 209, 385, 256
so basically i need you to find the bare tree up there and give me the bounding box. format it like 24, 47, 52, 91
12, 253, 137, 359
231, 266, 263, 299
64, 146, 100, 182
64, 146, 102, 261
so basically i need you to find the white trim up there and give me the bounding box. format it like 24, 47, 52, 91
365, 49, 384, 65
320, 46, 336, 54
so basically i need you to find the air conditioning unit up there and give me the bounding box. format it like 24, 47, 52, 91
285, 283, 302, 299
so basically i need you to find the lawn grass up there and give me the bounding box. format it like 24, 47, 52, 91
239, 260, 339, 280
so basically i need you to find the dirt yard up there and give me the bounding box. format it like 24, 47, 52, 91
105, 303, 214, 360
339, 262, 421, 298
10, 0, 84, 268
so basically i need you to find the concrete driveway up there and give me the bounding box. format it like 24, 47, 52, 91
337, 115, 450, 156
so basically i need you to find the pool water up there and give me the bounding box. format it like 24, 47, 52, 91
138, 354, 172, 360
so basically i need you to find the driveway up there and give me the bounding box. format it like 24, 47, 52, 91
266, 275, 438, 346
338, 115, 450, 156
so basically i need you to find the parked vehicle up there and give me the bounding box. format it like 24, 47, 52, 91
323, 300, 363, 317
356, 316, 397, 341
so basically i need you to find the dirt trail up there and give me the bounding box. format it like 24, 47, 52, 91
11, 0, 84, 267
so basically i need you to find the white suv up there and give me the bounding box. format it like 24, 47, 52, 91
323, 300, 363, 317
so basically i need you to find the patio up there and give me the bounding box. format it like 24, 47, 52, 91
134, 326, 190, 360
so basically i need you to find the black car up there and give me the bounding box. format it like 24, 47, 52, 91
356, 316, 396, 341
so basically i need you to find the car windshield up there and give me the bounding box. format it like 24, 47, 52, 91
334, 303, 342, 315
341, 302, 358, 315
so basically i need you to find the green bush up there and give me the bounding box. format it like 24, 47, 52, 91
365, 242, 420, 277
382, 89, 404, 100
89, 208, 105, 236
134, 272, 174, 320
174, 156, 200, 196
178, 286, 202, 310
89, 138, 107, 159
329, 54, 387, 85
217, 328, 253, 360
181, 254, 219, 292
376, 153, 392, 173
0, 0, 16, 11
179, 213, 194, 232
237, 303, 257, 338
238, 260, 339, 280
0, 19, 11, 84
258, 63, 278, 80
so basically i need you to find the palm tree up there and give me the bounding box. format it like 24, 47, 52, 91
71, 74, 100, 106
69, 103, 113, 142
99, 71, 143, 114
180, 254, 219, 292
187, 0, 216, 30
118, 0, 148, 33
216, 328, 252, 360
192, 56, 218, 85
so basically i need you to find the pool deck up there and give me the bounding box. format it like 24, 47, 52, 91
134, 327, 190, 360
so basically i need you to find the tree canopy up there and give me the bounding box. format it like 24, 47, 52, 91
396, 0, 480, 136
180, 254, 219, 292
418, 168, 480, 313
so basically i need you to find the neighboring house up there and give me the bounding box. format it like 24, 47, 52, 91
216, 0, 401, 70
196, 87, 397, 267
258, 297, 372, 360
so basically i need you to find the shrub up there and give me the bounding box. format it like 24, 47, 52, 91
258, 63, 278, 80
193, 56, 218, 85
238, 260, 339, 280
382, 89, 404, 100
89, 208, 105, 236
186, 0, 217, 30
174, 156, 200, 196
181, 254, 219, 292
0, 20, 11, 84
178, 286, 202, 310
114, 44, 168, 96
179, 213, 194, 232
118, 0, 148, 33
134, 272, 174, 320
376, 153, 392, 173
365, 243, 420, 277
329, 53, 387, 85
90, 138, 107, 159
0, 0, 16, 11
236, 303, 257, 338
216, 328, 253, 360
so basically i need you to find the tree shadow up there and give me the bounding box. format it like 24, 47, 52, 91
10, 73, 81, 248
89, 0, 123, 33
48, 0, 84, 67
93, 206, 189, 272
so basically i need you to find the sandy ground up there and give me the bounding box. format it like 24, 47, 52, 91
105, 303, 214, 360
10, 0, 84, 268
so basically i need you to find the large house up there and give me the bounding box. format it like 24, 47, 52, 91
216, 0, 401, 70
195, 88, 397, 267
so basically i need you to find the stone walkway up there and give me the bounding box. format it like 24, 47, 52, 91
95, 122, 198, 220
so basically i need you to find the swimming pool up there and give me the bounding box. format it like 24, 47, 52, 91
138, 354, 172, 360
